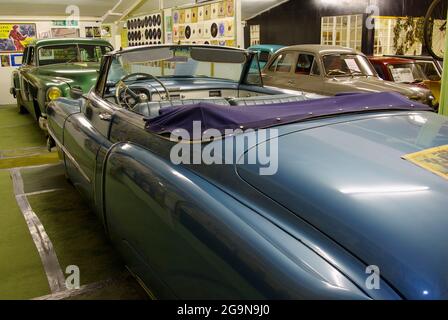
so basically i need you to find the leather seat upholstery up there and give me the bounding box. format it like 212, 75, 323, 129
133, 94, 309, 119
133, 98, 230, 118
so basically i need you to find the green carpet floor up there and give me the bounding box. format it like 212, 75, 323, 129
0, 105, 59, 169
0, 105, 147, 300
0, 105, 46, 150
0, 153, 60, 170
24, 165, 125, 286
0, 171, 51, 299
0, 105, 52, 299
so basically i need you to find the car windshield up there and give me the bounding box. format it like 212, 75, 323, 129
258, 51, 271, 68
107, 46, 249, 84
38, 44, 112, 66
415, 61, 442, 81
388, 63, 428, 83
322, 54, 375, 77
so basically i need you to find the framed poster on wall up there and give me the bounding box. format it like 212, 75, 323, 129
101, 25, 112, 38
85, 27, 102, 38
0, 23, 37, 52
51, 28, 80, 38
0, 54, 11, 67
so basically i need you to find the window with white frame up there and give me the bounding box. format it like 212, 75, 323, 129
250, 25, 260, 46
321, 15, 363, 51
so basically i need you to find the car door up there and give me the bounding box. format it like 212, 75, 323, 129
289, 52, 325, 95
262, 51, 298, 89
63, 57, 115, 207
19, 46, 36, 115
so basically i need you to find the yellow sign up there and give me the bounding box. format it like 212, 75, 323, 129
403, 145, 448, 180
0, 23, 36, 52
121, 29, 128, 48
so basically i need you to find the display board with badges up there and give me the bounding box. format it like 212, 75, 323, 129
172, 0, 236, 47
126, 12, 164, 47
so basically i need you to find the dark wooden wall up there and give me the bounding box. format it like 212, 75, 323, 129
245, 0, 435, 51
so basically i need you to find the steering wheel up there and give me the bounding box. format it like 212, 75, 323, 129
115, 72, 170, 108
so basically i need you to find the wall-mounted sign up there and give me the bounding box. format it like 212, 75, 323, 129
85, 27, 101, 38
0, 23, 37, 52
52, 20, 79, 27
10, 53, 23, 67
51, 28, 80, 38
101, 25, 112, 38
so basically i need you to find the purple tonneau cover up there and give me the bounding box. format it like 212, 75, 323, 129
146, 92, 431, 135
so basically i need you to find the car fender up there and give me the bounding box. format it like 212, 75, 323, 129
101, 142, 370, 299
26, 73, 71, 115
47, 97, 84, 149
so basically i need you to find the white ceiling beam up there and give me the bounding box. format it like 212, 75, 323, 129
101, 0, 149, 24
0, 15, 101, 21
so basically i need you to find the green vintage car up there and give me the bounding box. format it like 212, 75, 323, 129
10, 38, 113, 130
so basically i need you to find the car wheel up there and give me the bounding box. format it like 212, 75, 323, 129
16, 94, 28, 114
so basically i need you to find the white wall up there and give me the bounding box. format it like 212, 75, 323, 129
0, 66, 16, 105
0, 17, 112, 105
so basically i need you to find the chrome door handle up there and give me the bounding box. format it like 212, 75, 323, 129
99, 113, 112, 121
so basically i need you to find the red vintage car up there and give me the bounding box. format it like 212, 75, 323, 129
369, 56, 440, 109
368, 56, 428, 86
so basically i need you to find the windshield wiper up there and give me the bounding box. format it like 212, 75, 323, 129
327, 69, 349, 76
49, 57, 80, 65
348, 69, 365, 76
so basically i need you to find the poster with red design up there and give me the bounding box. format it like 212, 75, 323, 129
0, 23, 37, 52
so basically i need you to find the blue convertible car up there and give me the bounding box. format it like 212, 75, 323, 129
47, 45, 448, 300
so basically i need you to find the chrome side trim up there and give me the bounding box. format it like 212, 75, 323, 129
47, 126, 91, 184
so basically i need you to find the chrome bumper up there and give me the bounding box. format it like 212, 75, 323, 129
38, 115, 48, 132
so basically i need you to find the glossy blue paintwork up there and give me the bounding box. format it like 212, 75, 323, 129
237, 111, 448, 300
103, 143, 370, 299
46, 45, 448, 299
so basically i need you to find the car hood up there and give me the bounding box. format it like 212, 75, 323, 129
326, 76, 429, 99
237, 111, 448, 299
34, 62, 100, 92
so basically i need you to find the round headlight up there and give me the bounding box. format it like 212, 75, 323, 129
47, 87, 62, 101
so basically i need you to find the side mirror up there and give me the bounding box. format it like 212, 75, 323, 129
70, 87, 84, 100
